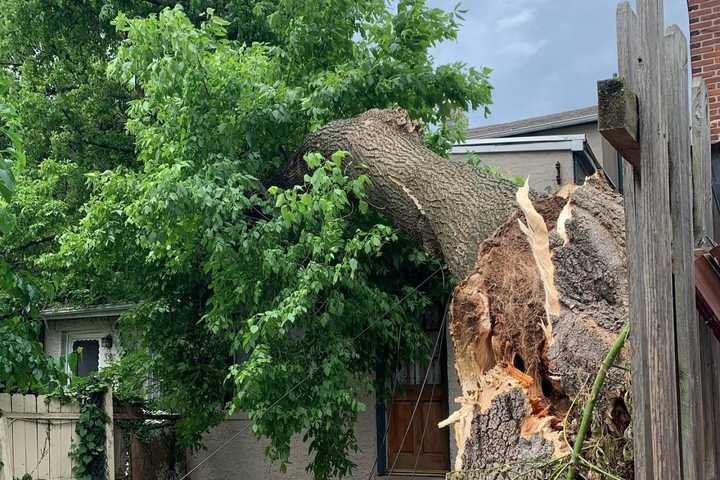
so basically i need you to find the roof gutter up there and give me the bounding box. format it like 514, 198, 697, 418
41, 303, 134, 320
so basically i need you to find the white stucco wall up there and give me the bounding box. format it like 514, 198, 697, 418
522, 123, 620, 188
187, 389, 383, 480
44, 316, 121, 370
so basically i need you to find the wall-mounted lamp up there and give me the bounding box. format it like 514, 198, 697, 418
555, 161, 562, 185
101, 335, 113, 349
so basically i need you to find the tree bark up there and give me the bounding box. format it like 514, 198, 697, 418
288, 108, 632, 477
284, 108, 520, 279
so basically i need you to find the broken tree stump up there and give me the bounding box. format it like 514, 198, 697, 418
441, 175, 632, 479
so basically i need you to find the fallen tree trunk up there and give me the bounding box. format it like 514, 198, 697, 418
286, 108, 632, 477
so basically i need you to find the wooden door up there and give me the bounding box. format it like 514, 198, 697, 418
387, 383, 449, 473
385, 316, 450, 475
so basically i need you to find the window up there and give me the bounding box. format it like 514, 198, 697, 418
62, 330, 115, 376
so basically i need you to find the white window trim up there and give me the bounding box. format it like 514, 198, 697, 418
62, 329, 115, 374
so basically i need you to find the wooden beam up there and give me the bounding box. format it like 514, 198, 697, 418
598, 77, 640, 170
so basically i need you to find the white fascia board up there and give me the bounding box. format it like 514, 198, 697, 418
452, 141, 582, 154
457, 134, 587, 145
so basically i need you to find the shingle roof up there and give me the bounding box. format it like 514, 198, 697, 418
466, 106, 598, 139
41, 303, 134, 319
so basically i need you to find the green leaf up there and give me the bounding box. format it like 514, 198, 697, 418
0, 168, 15, 201
0, 209, 15, 235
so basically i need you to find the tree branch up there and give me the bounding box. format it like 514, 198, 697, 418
76, 139, 134, 154
5, 235, 56, 254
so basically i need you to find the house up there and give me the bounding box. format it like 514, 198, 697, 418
454, 106, 622, 193
41, 302, 459, 479
42, 304, 127, 376
38, 106, 616, 480
689, 0, 720, 240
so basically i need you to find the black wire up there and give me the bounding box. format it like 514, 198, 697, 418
179, 266, 446, 479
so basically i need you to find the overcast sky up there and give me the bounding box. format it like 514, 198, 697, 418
428, 0, 690, 128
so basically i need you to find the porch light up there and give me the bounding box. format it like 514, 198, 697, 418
101, 334, 113, 349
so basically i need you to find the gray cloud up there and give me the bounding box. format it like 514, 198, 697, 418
429, 0, 690, 128
497, 8, 536, 30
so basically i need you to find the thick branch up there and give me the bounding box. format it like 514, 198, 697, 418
285, 108, 519, 278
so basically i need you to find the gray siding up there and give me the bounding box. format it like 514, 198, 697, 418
521, 123, 620, 187
452, 150, 575, 194
44, 317, 121, 370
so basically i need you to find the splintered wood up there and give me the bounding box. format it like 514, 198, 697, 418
441, 175, 632, 477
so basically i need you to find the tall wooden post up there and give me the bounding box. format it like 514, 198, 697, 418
614, 5, 654, 478
604, 1, 694, 478
665, 25, 704, 480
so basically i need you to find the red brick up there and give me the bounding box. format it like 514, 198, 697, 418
689, 1, 720, 143
695, 6, 717, 14
695, 20, 717, 30
694, 45, 717, 55
692, 33, 714, 43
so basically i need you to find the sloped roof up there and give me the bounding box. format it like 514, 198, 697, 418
466, 106, 598, 139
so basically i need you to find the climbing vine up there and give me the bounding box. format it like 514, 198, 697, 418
58, 377, 109, 480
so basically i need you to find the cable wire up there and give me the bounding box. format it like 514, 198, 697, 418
409, 327, 444, 478
178, 266, 445, 480
384, 302, 448, 478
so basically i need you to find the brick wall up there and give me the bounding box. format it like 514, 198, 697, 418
689, 0, 720, 143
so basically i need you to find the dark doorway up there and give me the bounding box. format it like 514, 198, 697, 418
72, 339, 99, 376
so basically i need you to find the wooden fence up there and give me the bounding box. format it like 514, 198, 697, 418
0, 393, 114, 480
0, 393, 80, 480
0, 394, 184, 480
112, 404, 183, 480
598, 1, 720, 478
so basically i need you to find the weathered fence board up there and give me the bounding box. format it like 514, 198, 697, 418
615, 4, 654, 478
0, 395, 10, 480
664, 24, 704, 480
0, 393, 111, 480
693, 78, 714, 242
691, 75, 720, 480
608, 2, 702, 478
635, 0, 683, 474
37, 395, 51, 480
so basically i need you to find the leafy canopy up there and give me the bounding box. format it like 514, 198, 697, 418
0, 73, 69, 394
0, 1, 492, 478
